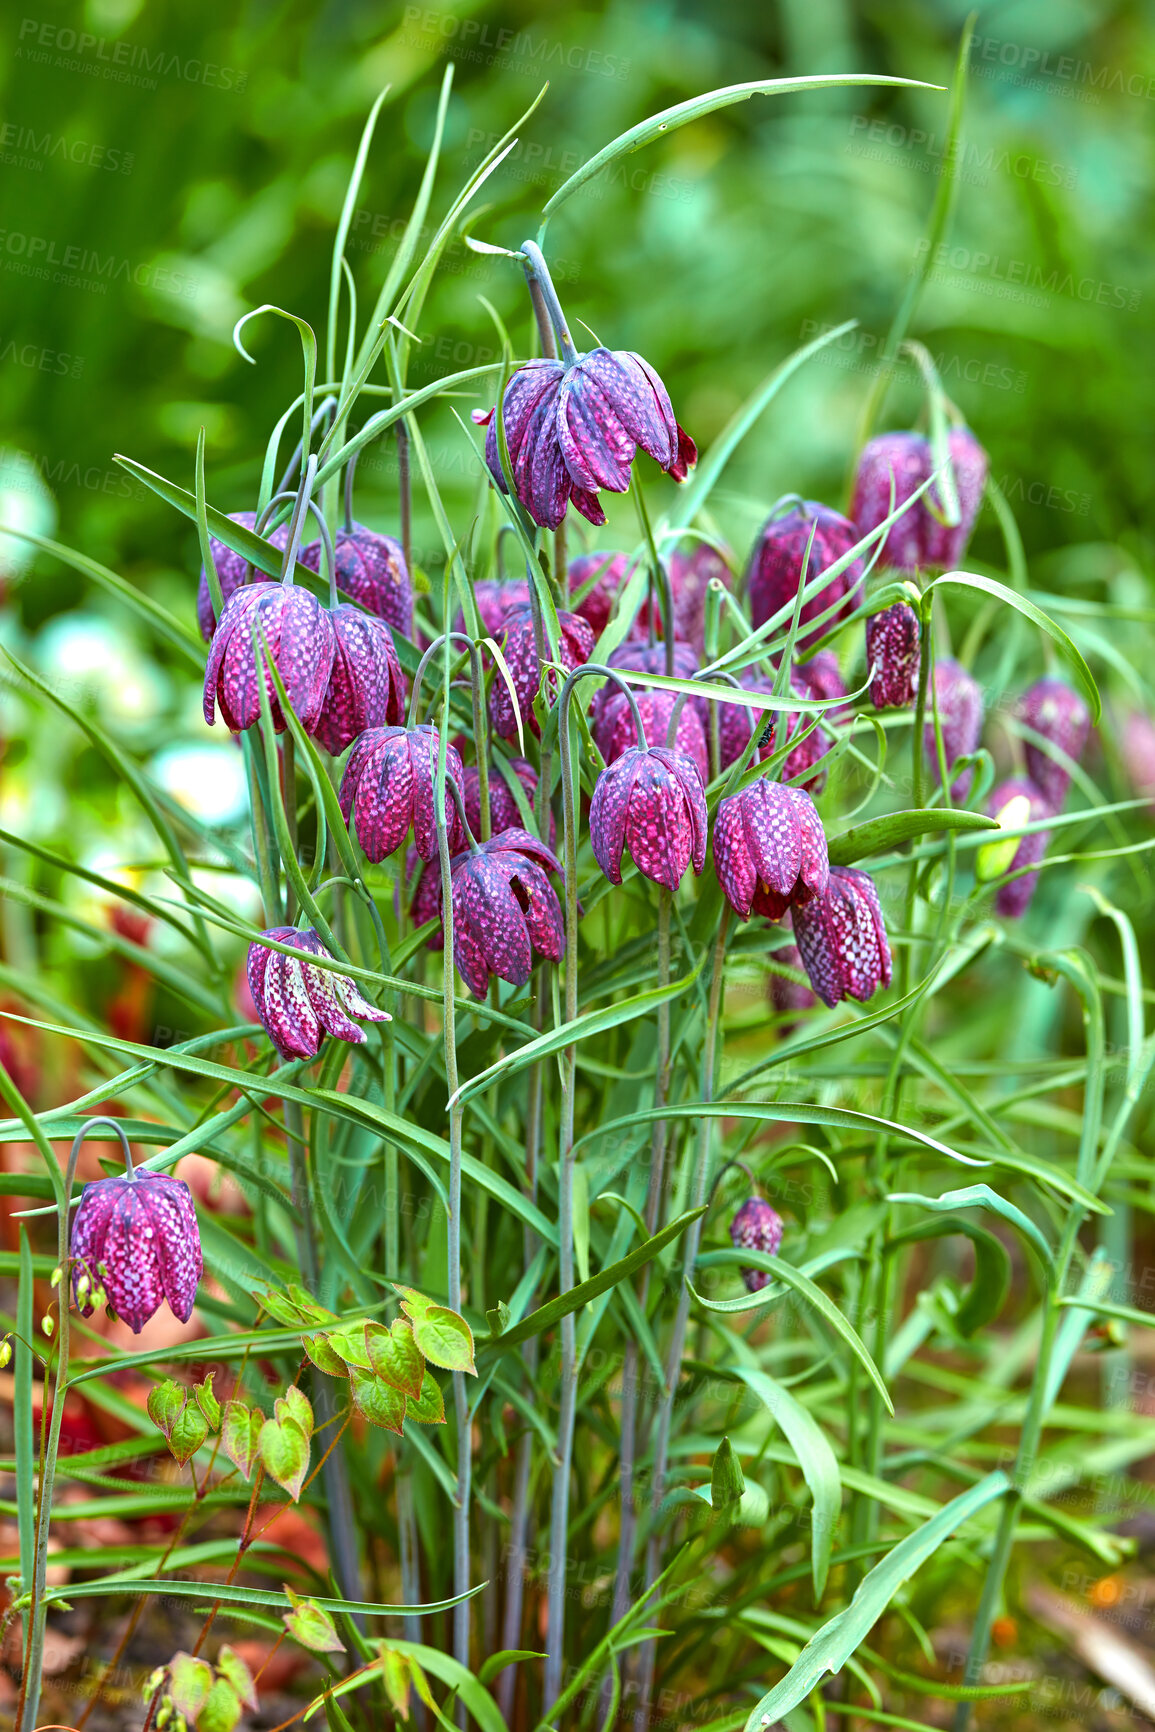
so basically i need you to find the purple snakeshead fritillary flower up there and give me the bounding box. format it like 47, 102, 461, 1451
449, 828, 566, 998
792, 864, 893, 1007
196, 511, 291, 641
589, 745, 707, 892
473, 348, 696, 530
713, 781, 829, 922
339, 724, 465, 863
792, 650, 847, 709
299, 523, 413, 638
634, 541, 733, 653
988, 778, 1051, 918
1017, 677, 1092, 811
463, 757, 555, 845
866, 602, 921, 710
593, 689, 709, 785
311, 607, 407, 756
729, 1196, 784, 1293
718, 679, 832, 793
745, 503, 864, 651
489, 605, 595, 741
851, 428, 988, 572
924, 658, 985, 800
71, 1166, 202, 1335
247, 926, 390, 1061
203, 583, 336, 735
1122, 711, 1155, 817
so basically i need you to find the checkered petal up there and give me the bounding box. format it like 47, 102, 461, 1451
247, 927, 389, 1057
622, 754, 696, 891
204, 582, 336, 734
577, 350, 679, 470
866, 602, 921, 710
989, 777, 1051, 918
556, 364, 638, 492
729, 1196, 784, 1293
459, 857, 534, 988
925, 659, 984, 800
312, 607, 407, 755
793, 865, 891, 1007
1018, 679, 1091, 812
853, 428, 987, 572
197, 512, 292, 640
263, 951, 323, 1059
589, 751, 643, 885
746, 504, 864, 651
652, 747, 708, 875
489, 607, 594, 741
339, 725, 463, 863
510, 856, 565, 963
72, 1170, 202, 1334
593, 690, 708, 785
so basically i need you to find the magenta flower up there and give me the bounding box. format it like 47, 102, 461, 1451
456, 580, 532, 638
729, 1197, 784, 1293
71, 1164, 202, 1335
746, 503, 864, 650
339, 724, 465, 862
866, 602, 921, 710
1121, 711, 1155, 817
474, 348, 696, 530
311, 607, 407, 756
793, 651, 847, 708
1017, 678, 1092, 811
197, 511, 290, 641
925, 658, 984, 799
792, 865, 893, 1007
489, 605, 595, 741
988, 778, 1051, 918
300, 523, 412, 638
589, 745, 707, 891
567, 551, 633, 636
464, 757, 554, 845
718, 678, 832, 793
593, 689, 709, 785
713, 781, 829, 922
247, 926, 391, 1060
448, 829, 566, 998
203, 583, 336, 735
634, 541, 733, 653
851, 428, 988, 572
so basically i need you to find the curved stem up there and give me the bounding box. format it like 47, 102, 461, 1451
408, 632, 482, 730
521, 240, 578, 366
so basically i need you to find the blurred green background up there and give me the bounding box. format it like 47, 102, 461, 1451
2, 0, 1153, 629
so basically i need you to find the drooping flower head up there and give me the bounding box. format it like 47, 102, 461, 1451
448, 828, 566, 998
339, 724, 465, 863
457, 579, 532, 638
1017, 677, 1092, 811
474, 347, 696, 530
924, 658, 985, 800
71, 1160, 202, 1335
489, 605, 595, 741
986, 778, 1051, 918
745, 503, 864, 650
567, 551, 634, 636
246, 926, 391, 1061
203, 583, 336, 735
463, 757, 547, 840
299, 523, 413, 638
866, 601, 922, 710
730, 1197, 784, 1293
589, 744, 708, 892
792, 864, 893, 1007
713, 780, 829, 921
851, 427, 988, 572
197, 511, 291, 641
311, 607, 407, 756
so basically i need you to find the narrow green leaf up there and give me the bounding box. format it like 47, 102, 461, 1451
827, 807, 996, 865
926, 570, 1100, 722
733, 1369, 841, 1601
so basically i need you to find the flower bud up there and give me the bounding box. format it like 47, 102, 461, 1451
729, 1197, 784, 1293
866, 602, 921, 710
852, 427, 988, 572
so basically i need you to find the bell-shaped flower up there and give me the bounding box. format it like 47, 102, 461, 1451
866, 602, 921, 710
924, 658, 984, 799
1017, 678, 1091, 811
746, 502, 864, 650
593, 689, 708, 785
713, 780, 829, 921
474, 348, 696, 530
246, 926, 391, 1061
203, 583, 335, 735
339, 723, 465, 863
792, 865, 893, 1007
71, 1162, 202, 1335
589, 745, 707, 892
851, 427, 988, 572
729, 1197, 784, 1293
718, 678, 832, 793
448, 828, 566, 998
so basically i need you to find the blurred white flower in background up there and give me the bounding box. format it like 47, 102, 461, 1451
0, 450, 57, 582
149, 739, 249, 829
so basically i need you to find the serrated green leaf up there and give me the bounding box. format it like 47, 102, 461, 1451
194, 1373, 221, 1431
405, 1372, 446, 1427
258, 1414, 311, 1501
168, 1401, 209, 1467
146, 1379, 185, 1441
198, 1676, 243, 1732
276, 1386, 314, 1439
348, 1364, 407, 1433
220, 1401, 263, 1480
303, 1332, 349, 1377
409, 1306, 476, 1376
283, 1588, 345, 1654
168, 1652, 213, 1718
366, 1318, 425, 1400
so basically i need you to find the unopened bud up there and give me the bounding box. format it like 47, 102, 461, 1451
41, 1314, 55, 1338
0, 1338, 11, 1369
50, 1265, 63, 1289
